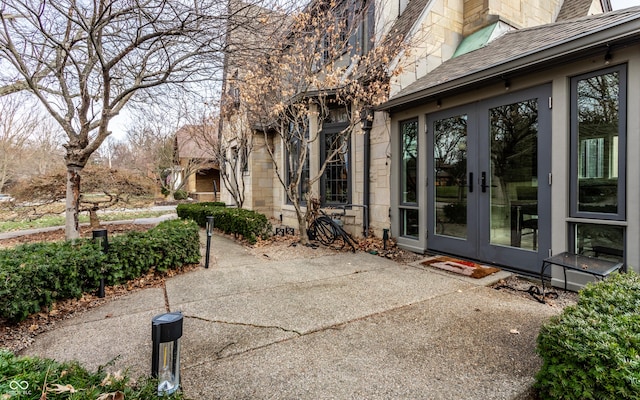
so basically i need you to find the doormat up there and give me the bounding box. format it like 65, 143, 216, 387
421, 256, 500, 279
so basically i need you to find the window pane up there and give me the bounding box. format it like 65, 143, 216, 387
489, 100, 538, 249
576, 71, 619, 214
323, 127, 349, 205
573, 223, 624, 263
286, 122, 309, 204
401, 119, 418, 204
400, 208, 419, 238
433, 114, 467, 239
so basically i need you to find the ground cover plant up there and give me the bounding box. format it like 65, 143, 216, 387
0, 350, 186, 399
535, 271, 640, 399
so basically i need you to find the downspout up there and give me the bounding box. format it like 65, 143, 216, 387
361, 108, 374, 237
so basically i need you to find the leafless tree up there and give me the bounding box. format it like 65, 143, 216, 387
0, 0, 267, 239
0, 93, 39, 192
238, 0, 406, 243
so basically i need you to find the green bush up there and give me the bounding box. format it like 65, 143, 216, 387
177, 203, 271, 244
0, 219, 200, 322
174, 189, 188, 200
0, 350, 186, 399
535, 271, 640, 400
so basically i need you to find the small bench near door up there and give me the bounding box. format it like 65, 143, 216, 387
540, 252, 624, 298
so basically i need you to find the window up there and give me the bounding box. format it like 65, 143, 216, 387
321, 122, 351, 205
399, 118, 418, 238
570, 65, 626, 219
286, 122, 310, 204
571, 222, 624, 264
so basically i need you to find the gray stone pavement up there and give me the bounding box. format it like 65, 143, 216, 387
20, 231, 563, 399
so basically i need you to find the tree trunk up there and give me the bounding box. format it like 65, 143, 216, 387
296, 210, 309, 244
89, 207, 101, 228
65, 166, 82, 240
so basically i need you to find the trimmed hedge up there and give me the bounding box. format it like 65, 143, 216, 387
177, 202, 271, 244
535, 271, 640, 400
0, 219, 200, 322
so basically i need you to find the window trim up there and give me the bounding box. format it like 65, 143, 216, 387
398, 117, 419, 238
569, 64, 627, 221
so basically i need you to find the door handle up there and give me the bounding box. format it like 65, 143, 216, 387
469, 172, 473, 193
481, 171, 488, 193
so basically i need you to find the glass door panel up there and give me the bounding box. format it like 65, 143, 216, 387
488, 99, 538, 251
434, 115, 468, 239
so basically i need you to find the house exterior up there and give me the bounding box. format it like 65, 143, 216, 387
174, 124, 220, 201
381, 5, 640, 288
217, 0, 640, 287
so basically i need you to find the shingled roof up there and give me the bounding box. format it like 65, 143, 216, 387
383, 6, 640, 111
386, 0, 433, 44
557, 0, 612, 21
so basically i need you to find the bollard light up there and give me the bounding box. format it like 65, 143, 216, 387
206, 216, 214, 236
382, 228, 389, 250
92, 229, 108, 298
152, 311, 183, 396
205, 216, 214, 269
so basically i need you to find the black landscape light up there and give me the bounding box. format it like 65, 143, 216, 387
205, 216, 214, 269
92, 229, 108, 298
152, 311, 183, 396
382, 228, 389, 250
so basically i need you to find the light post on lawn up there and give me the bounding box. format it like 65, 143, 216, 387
152, 311, 183, 396
92, 229, 108, 298
205, 216, 214, 269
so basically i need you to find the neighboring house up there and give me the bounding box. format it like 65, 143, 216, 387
217, 0, 638, 286
174, 124, 220, 201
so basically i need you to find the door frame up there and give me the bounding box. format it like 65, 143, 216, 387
426, 85, 552, 273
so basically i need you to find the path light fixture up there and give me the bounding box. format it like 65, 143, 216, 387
152, 311, 183, 396
92, 229, 108, 298
383, 228, 389, 250
205, 216, 214, 269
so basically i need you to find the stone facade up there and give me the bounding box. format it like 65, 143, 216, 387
218, 0, 609, 241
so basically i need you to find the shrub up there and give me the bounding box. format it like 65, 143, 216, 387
0, 219, 200, 322
0, 350, 186, 399
177, 203, 271, 244
174, 189, 188, 200
535, 271, 640, 400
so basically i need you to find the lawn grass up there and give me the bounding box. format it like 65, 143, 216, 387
0, 210, 174, 233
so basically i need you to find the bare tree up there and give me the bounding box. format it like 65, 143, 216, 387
0, 0, 237, 239
238, 0, 405, 243
0, 93, 39, 192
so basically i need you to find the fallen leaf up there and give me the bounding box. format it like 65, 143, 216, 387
48, 384, 78, 394
105, 313, 113, 318
510, 329, 520, 334
97, 391, 125, 400
29, 324, 39, 332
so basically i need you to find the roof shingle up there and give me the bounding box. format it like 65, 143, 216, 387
389, 6, 640, 102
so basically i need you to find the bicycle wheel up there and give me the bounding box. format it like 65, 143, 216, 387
309, 216, 337, 246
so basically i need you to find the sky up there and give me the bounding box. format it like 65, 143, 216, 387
107, 0, 640, 141
611, 0, 639, 9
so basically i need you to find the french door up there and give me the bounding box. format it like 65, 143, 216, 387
426, 85, 551, 274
